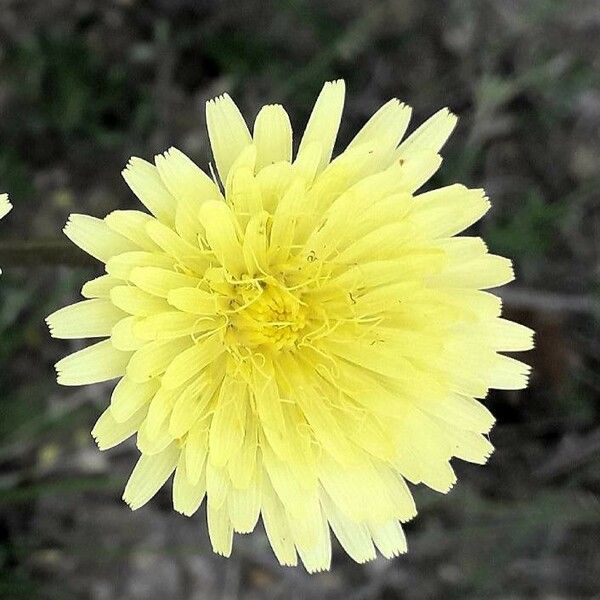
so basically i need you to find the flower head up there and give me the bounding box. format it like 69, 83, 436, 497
48, 81, 532, 571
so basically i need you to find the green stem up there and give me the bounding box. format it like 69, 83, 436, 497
0, 239, 95, 267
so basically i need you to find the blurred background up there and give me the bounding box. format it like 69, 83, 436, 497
0, 0, 599, 598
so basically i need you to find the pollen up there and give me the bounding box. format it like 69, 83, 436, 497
226, 280, 309, 351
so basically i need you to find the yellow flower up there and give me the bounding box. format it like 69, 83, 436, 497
0, 194, 11, 218
1, 194, 12, 273
47, 81, 533, 572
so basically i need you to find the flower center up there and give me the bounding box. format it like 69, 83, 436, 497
226, 281, 308, 352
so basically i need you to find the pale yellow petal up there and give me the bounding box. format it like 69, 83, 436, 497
420, 393, 495, 434
255, 160, 294, 213
55, 339, 132, 386
111, 316, 145, 351
291, 141, 321, 185
292, 500, 332, 573
206, 461, 230, 507
122, 444, 180, 510
208, 376, 246, 467
394, 409, 457, 493
488, 354, 531, 390
198, 200, 245, 276
81, 275, 121, 299
167, 287, 217, 315
250, 365, 287, 456
110, 285, 171, 316
186, 419, 210, 486
438, 423, 495, 464
128, 267, 200, 298
104, 210, 160, 252
253, 104, 293, 170
242, 211, 269, 276
122, 157, 176, 225
173, 451, 207, 516
105, 251, 175, 281
261, 472, 298, 567
154, 147, 222, 243
92, 404, 147, 450
368, 519, 407, 558
207, 496, 233, 557
323, 337, 418, 382
372, 463, 417, 522
155, 147, 220, 205
145, 386, 177, 439
429, 254, 514, 289
110, 376, 159, 423
47, 299, 126, 339
161, 333, 223, 389
395, 107, 458, 159
136, 416, 174, 455
261, 407, 317, 494
169, 376, 211, 438
332, 247, 445, 290
269, 178, 305, 265
297, 80, 345, 174
133, 311, 218, 341
126, 337, 192, 383
411, 185, 490, 238
64, 214, 138, 263
347, 98, 412, 161
481, 318, 535, 351
261, 445, 308, 514
393, 149, 443, 193
206, 93, 252, 184
144, 219, 208, 274
228, 476, 261, 533
278, 355, 356, 465
286, 493, 325, 551
318, 454, 400, 523
225, 154, 262, 226
227, 413, 258, 489
321, 491, 376, 564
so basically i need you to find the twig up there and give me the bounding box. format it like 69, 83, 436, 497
0, 241, 597, 317
535, 428, 600, 481
497, 288, 598, 315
